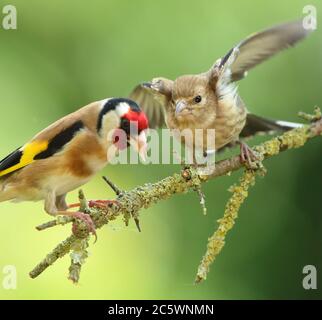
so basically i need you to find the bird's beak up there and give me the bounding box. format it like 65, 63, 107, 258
142, 82, 152, 89
175, 100, 187, 116
129, 130, 148, 162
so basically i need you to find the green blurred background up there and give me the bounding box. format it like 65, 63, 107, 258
0, 0, 321, 299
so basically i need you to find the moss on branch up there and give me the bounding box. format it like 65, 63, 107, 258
195, 169, 259, 284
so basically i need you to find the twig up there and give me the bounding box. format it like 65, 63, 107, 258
195, 186, 207, 215
298, 106, 321, 122
36, 216, 73, 231
102, 176, 141, 231
195, 169, 259, 283
30, 235, 77, 279
68, 237, 89, 284
102, 176, 123, 196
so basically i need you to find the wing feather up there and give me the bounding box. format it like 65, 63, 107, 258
129, 84, 167, 129
0, 120, 85, 177
227, 20, 312, 81
0, 100, 105, 177
0, 141, 48, 177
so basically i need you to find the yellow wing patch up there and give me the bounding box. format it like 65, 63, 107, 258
0, 140, 48, 177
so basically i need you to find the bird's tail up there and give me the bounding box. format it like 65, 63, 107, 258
240, 113, 302, 138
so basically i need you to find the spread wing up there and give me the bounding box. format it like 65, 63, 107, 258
129, 78, 174, 129
129, 84, 166, 128
222, 20, 312, 81
0, 119, 85, 177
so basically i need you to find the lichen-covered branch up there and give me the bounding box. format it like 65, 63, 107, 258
29, 109, 322, 283
195, 169, 260, 284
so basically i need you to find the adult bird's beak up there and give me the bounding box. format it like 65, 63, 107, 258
175, 100, 187, 116
129, 130, 148, 162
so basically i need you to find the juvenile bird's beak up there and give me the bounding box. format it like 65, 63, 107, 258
175, 100, 187, 116
129, 130, 148, 162
142, 82, 152, 89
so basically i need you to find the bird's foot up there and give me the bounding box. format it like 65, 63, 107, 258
71, 212, 96, 236
88, 199, 119, 209
67, 203, 82, 209
64, 200, 118, 241
56, 210, 97, 239
239, 141, 259, 169
68, 200, 118, 210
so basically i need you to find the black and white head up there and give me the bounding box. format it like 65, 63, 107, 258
97, 98, 149, 160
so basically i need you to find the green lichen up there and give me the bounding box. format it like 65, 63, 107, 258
29, 235, 77, 278
256, 137, 281, 156
68, 238, 89, 284
195, 169, 258, 284
279, 126, 309, 149
68, 262, 81, 284
298, 106, 321, 122
255, 125, 310, 158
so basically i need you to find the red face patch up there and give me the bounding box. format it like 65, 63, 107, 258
123, 110, 149, 132
113, 108, 149, 150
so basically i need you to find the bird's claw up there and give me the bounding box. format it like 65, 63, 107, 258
68, 199, 118, 210
71, 212, 97, 241
88, 199, 119, 209
68, 200, 119, 242
239, 142, 259, 169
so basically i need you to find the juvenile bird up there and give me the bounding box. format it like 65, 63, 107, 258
130, 20, 312, 163
0, 98, 148, 234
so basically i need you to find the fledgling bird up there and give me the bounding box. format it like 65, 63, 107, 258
130, 20, 313, 163
0, 98, 148, 234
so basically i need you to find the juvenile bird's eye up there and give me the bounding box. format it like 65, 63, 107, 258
194, 95, 202, 103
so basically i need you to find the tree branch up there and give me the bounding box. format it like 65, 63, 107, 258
29, 109, 322, 283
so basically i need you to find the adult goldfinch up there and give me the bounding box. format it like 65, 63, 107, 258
0, 98, 148, 233
130, 20, 312, 163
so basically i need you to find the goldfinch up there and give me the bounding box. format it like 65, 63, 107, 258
0, 98, 148, 233
130, 20, 312, 163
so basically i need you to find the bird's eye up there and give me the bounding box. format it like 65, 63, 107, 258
194, 95, 202, 103
120, 118, 130, 135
